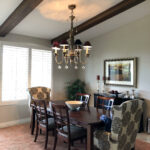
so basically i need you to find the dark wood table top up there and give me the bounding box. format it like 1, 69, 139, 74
49, 100, 103, 128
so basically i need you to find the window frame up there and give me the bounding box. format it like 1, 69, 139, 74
0, 41, 53, 105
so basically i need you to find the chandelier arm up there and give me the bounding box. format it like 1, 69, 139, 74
55, 53, 63, 65
79, 51, 87, 65
74, 56, 79, 64
64, 55, 69, 65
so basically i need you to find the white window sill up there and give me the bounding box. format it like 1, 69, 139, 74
0, 99, 28, 106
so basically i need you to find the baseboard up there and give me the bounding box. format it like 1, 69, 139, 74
0, 117, 30, 128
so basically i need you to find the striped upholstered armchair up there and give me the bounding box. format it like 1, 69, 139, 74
94, 99, 144, 150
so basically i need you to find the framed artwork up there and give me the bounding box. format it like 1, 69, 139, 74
104, 58, 137, 87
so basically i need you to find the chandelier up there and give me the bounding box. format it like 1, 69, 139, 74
52, 4, 92, 70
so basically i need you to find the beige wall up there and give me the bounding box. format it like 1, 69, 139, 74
78, 14, 150, 130
0, 34, 77, 124
1, 13, 150, 128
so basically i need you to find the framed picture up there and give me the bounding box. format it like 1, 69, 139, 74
104, 58, 137, 87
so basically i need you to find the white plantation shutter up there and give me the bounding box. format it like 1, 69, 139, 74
31, 49, 52, 88
2, 45, 29, 101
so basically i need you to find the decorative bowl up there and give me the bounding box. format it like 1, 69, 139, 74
65, 101, 83, 110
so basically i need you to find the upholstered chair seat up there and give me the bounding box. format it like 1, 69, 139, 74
94, 99, 144, 150
52, 103, 87, 150
61, 125, 87, 140
41, 118, 55, 129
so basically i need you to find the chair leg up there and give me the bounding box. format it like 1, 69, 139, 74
68, 142, 71, 150
85, 138, 87, 150
53, 134, 57, 150
45, 129, 48, 149
52, 129, 55, 136
40, 129, 42, 134
34, 122, 39, 142
71, 141, 74, 146
31, 108, 35, 135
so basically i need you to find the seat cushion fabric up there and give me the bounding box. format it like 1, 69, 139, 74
62, 125, 86, 140
40, 118, 55, 129
94, 130, 118, 150
94, 130, 110, 150
48, 118, 55, 129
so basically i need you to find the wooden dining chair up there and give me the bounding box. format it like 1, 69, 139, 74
27, 86, 51, 135
75, 93, 91, 108
96, 96, 114, 116
33, 99, 55, 149
52, 103, 86, 150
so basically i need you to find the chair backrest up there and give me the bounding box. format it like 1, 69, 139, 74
110, 99, 144, 150
75, 93, 91, 107
33, 99, 48, 127
28, 86, 51, 105
52, 103, 71, 140
96, 96, 114, 111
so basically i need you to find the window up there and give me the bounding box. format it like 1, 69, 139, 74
31, 49, 52, 88
0, 45, 52, 103
2, 45, 29, 101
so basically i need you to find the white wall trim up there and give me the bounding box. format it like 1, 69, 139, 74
0, 117, 30, 128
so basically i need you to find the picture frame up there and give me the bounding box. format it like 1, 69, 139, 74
104, 58, 137, 87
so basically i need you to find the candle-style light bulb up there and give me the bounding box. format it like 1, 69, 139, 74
86, 48, 89, 55
63, 45, 66, 53
55, 49, 57, 54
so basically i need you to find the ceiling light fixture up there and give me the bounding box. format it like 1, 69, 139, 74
52, 4, 92, 70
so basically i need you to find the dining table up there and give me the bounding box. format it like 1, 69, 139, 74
31, 100, 104, 150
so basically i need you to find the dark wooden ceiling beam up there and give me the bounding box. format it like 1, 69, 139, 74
51, 0, 145, 43
0, 0, 43, 37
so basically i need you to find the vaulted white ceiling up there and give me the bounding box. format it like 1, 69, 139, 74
0, 0, 150, 41
0, 0, 23, 26
76, 0, 150, 41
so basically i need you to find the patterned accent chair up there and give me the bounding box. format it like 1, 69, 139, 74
28, 86, 51, 105
27, 86, 51, 134
94, 99, 144, 150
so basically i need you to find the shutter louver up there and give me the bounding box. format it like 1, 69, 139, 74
31, 49, 52, 88
2, 45, 29, 101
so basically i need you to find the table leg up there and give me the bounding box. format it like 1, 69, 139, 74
87, 124, 94, 150
31, 107, 35, 135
